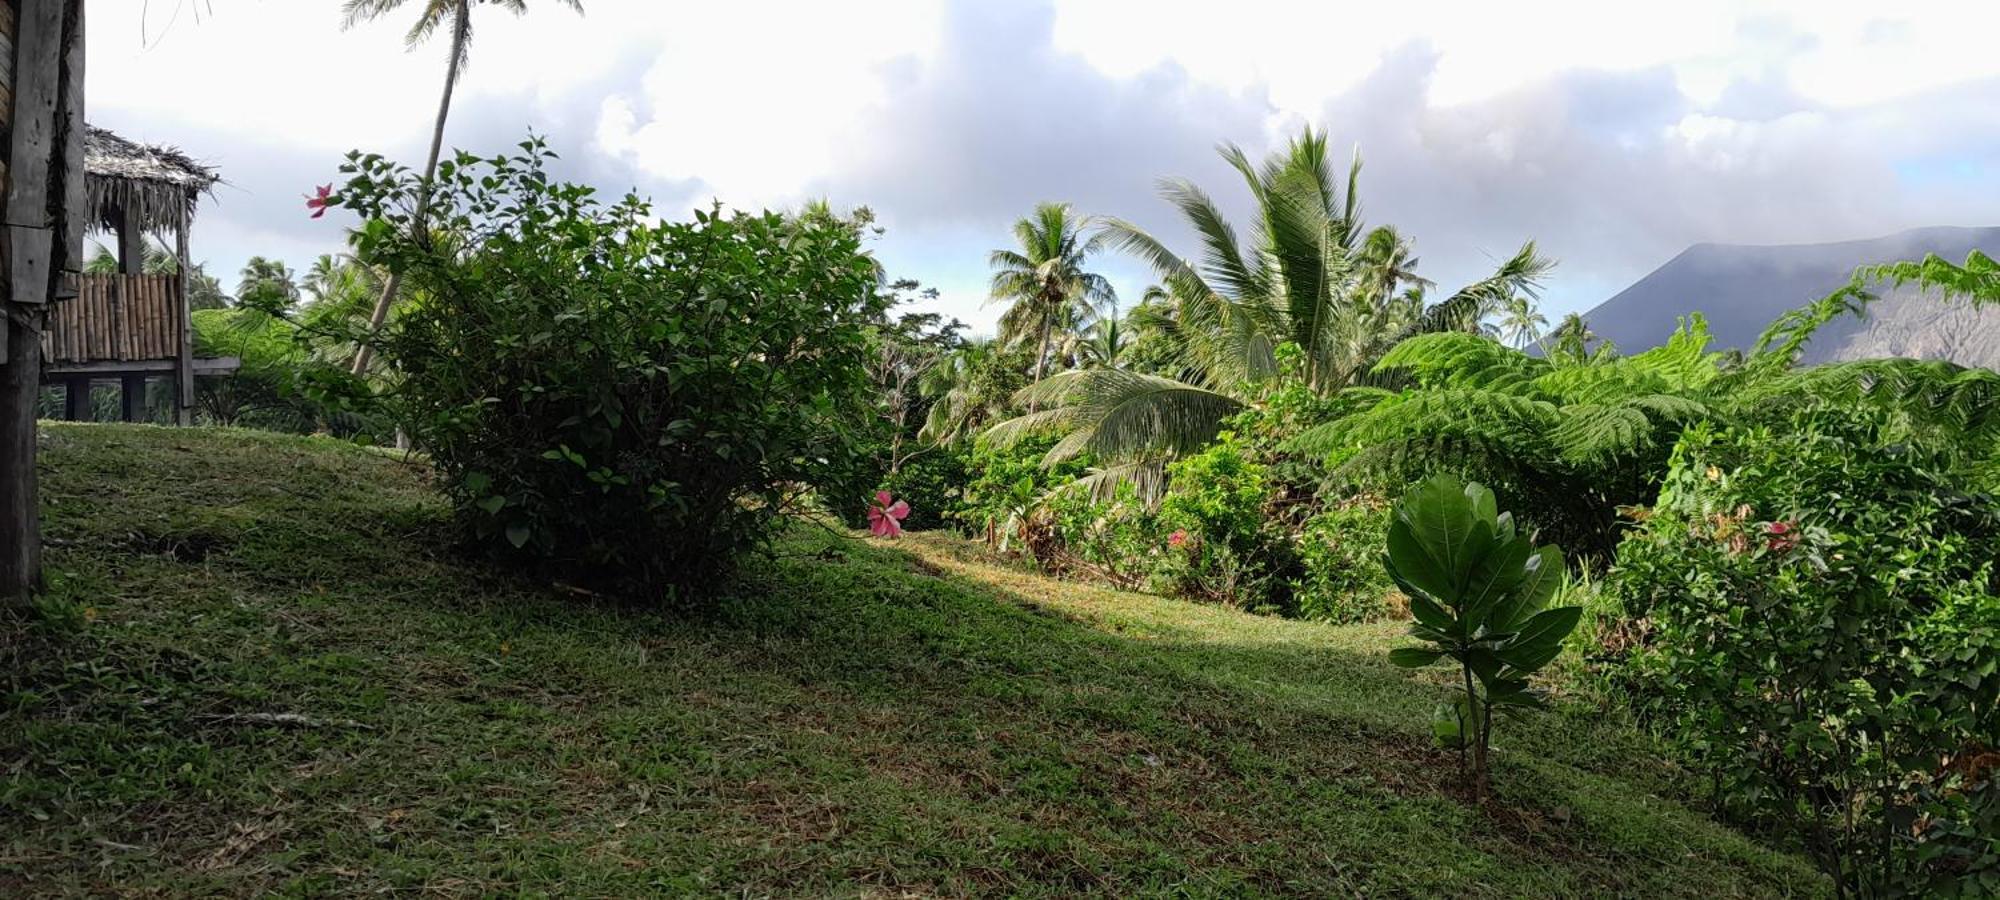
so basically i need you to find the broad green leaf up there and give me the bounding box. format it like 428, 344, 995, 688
505, 523, 532, 549
1396, 571, 1457, 634
1394, 475, 1491, 599
1496, 606, 1583, 672
1494, 546, 1565, 630
1461, 534, 1532, 629
1388, 647, 1445, 668
1432, 700, 1466, 749
1387, 520, 1458, 605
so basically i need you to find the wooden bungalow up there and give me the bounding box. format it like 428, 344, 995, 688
42, 124, 237, 424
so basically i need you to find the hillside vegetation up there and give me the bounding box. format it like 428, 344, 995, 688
0, 425, 1824, 896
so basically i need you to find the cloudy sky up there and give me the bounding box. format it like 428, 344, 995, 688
91, 0, 2000, 332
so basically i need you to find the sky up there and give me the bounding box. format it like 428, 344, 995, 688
90, 0, 2000, 334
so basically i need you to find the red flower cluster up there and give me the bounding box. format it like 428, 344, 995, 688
1167, 529, 1189, 549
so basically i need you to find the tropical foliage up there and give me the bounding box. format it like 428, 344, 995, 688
1607, 413, 1998, 894
986, 128, 1552, 495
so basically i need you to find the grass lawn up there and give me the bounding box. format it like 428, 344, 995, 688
1, 424, 1825, 896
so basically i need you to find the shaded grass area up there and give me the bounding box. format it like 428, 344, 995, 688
1, 424, 1823, 896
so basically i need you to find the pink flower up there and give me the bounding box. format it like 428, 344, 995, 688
1167, 529, 1188, 548
867, 490, 910, 538
1764, 520, 1799, 553
306, 184, 334, 219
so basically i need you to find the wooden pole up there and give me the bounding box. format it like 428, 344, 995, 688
4, 0, 85, 606
120, 374, 142, 422
175, 219, 192, 425
61, 377, 86, 420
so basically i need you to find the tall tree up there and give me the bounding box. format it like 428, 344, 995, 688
341, 0, 584, 375
918, 339, 1025, 447
989, 202, 1116, 383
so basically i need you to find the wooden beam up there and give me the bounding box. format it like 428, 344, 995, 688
4, 0, 83, 607
44, 355, 240, 377
116, 207, 143, 275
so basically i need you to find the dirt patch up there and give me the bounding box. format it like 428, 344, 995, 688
127, 528, 232, 563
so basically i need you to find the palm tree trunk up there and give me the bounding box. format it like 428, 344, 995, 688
1033, 312, 1052, 383
349, 0, 469, 376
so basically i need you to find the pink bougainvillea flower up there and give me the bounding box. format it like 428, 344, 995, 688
306, 184, 334, 219
1167, 529, 1189, 548
867, 490, 910, 538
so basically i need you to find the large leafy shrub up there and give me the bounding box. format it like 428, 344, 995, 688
1607, 414, 1999, 895
330, 140, 889, 601
1294, 495, 1393, 623
956, 434, 1087, 551
1046, 482, 1161, 589
1155, 432, 1300, 613
876, 448, 965, 533
1385, 474, 1579, 799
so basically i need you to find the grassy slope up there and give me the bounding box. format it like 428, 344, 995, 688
0, 424, 1823, 897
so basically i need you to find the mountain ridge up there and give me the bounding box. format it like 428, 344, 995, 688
1579, 226, 2000, 368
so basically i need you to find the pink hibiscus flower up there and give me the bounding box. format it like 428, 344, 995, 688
306, 184, 334, 219
867, 490, 910, 538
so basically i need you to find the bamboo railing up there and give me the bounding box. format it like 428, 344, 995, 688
41, 273, 185, 364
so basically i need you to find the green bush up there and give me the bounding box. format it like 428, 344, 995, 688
330, 139, 889, 602
1294, 495, 1393, 623
956, 435, 1086, 551
1607, 414, 1999, 894
877, 449, 965, 533
1156, 432, 1299, 612
1047, 482, 1160, 588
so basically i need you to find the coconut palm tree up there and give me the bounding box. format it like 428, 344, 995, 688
342, 0, 585, 376
1501, 295, 1548, 350
990, 203, 1117, 383
918, 339, 1025, 446
985, 128, 1552, 497
1076, 307, 1128, 370
237, 257, 300, 310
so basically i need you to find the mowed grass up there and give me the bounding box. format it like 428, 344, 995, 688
1, 424, 1824, 897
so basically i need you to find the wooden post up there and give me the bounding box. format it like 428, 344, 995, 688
174, 220, 193, 425
61, 377, 87, 420
120, 374, 143, 422
2, 0, 85, 607
115, 207, 144, 275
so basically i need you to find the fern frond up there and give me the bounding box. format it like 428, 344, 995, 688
1859, 250, 2000, 307
1371, 332, 1549, 391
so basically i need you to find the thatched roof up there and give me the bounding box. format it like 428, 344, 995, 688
84, 124, 219, 234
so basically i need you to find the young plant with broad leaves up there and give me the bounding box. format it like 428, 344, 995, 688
1383, 474, 1580, 800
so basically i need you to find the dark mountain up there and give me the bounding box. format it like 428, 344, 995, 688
1579, 226, 2000, 368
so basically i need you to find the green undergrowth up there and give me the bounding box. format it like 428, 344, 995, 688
0, 424, 1823, 896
